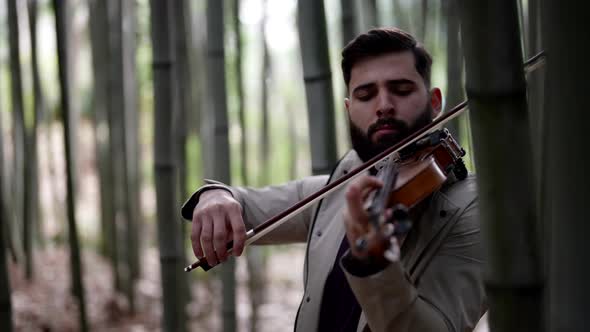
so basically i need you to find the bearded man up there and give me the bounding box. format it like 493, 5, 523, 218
182, 28, 486, 331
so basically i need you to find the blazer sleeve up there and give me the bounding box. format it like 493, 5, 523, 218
181, 175, 329, 244
342, 200, 485, 332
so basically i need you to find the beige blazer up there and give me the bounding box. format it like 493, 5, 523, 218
182, 150, 486, 331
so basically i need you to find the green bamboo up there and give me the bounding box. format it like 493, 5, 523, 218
297, 0, 338, 175
0, 79, 13, 332
340, 0, 357, 47
120, 0, 142, 311
259, 0, 270, 185
232, 0, 248, 186
122, 0, 141, 289
458, 1, 543, 331
392, 0, 411, 32
419, 0, 429, 42
88, 0, 121, 294
27, 0, 44, 251
525, 5, 545, 321
21, 0, 36, 281
0, 200, 12, 332
443, 0, 463, 141
149, 0, 186, 330
206, 1, 237, 331
356, 0, 378, 31
543, 2, 589, 331
52, 1, 88, 330
286, 97, 298, 180
245, 2, 270, 330
188, 1, 207, 141
526, 0, 544, 173
172, 0, 193, 313
174, 0, 192, 202
108, 0, 140, 309
7, 0, 25, 264
106, 0, 127, 294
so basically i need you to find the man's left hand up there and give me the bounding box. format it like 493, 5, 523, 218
343, 175, 384, 259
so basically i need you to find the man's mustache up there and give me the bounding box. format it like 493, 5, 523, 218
367, 118, 409, 138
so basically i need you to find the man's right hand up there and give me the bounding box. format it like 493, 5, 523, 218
191, 189, 247, 266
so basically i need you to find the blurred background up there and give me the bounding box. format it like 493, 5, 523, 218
0, 0, 555, 331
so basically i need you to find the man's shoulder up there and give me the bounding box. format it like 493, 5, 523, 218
334, 150, 363, 174
296, 175, 330, 195
439, 174, 478, 210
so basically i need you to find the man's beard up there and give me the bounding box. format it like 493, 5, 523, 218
348, 106, 434, 162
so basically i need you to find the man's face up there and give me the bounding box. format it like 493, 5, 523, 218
345, 51, 440, 162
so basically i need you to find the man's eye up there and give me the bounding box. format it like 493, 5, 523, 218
396, 88, 412, 96
356, 92, 373, 101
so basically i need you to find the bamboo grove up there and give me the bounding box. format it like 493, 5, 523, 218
0, 0, 587, 331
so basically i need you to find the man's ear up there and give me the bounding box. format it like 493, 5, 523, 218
430, 88, 443, 118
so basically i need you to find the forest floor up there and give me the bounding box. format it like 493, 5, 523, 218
9, 244, 490, 332
10, 244, 306, 331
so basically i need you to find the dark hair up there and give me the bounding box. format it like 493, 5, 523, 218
341, 28, 432, 89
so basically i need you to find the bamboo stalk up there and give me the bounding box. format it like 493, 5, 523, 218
205, 2, 237, 331
297, 0, 338, 175
149, 0, 186, 330
53, 1, 88, 330
340, 0, 357, 46
7, 0, 25, 265
0, 80, 13, 332
458, 1, 543, 331
259, 0, 270, 185
27, 0, 44, 251
443, 0, 463, 141
543, 2, 589, 331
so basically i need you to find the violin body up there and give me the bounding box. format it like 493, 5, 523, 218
358, 129, 467, 261
387, 129, 467, 209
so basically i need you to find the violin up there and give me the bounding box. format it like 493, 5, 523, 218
353, 129, 467, 262
184, 51, 545, 273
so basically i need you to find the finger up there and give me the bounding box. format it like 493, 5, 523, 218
200, 216, 218, 266
359, 178, 383, 200
344, 210, 369, 258
384, 208, 394, 222
343, 208, 366, 238
345, 183, 370, 227
212, 211, 228, 262
227, 203, 246, 256
349, 175, 383, 202
191, 215, 203, 258
350, 176, 384, 217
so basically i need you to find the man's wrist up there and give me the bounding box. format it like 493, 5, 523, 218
181, 184, 234, 221
341, 249, 391, 277
200, 188, 232, 200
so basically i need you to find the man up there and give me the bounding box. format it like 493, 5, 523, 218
182, 28, 486, 331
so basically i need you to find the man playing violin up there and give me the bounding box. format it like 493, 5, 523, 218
182, 28, 486, 331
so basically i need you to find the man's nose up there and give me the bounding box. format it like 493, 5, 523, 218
376, 92, 395, 117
